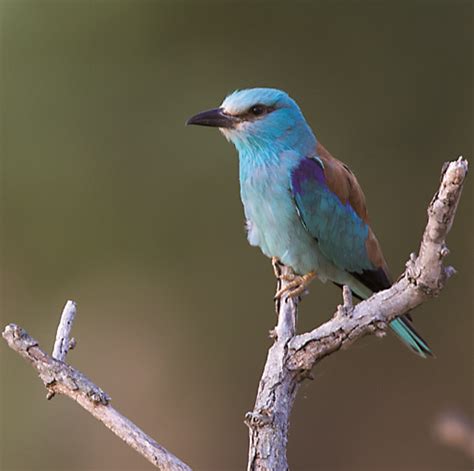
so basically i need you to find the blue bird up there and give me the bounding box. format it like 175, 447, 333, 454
187, 88, 432, 357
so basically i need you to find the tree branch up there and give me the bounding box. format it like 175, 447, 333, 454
2, 158, 468, 470
2, 304, 192, 471
246, 157, 468, 470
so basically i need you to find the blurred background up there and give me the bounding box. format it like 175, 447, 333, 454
1, 1, 472, 470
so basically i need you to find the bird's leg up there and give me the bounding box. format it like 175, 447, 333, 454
272, 257, 300, 282
274, 270, 317, 300
271, 257, 283, 278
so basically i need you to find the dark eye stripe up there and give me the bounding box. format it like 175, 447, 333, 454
239, 104, 276, 121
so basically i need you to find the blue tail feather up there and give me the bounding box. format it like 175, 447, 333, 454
390, 316, 433, 358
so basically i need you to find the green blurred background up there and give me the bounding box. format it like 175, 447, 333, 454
1, 1, 472, 470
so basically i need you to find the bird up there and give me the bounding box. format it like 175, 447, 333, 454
187, 87, 432, 358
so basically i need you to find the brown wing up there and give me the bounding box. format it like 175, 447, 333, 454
316, 142, 392, 288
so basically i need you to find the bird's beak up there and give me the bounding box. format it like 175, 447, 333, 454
186, 107, 237, 128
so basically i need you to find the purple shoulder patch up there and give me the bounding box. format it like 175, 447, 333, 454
291, 157, 326, 195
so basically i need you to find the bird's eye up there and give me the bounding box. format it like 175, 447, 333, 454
249, 104, 266, 116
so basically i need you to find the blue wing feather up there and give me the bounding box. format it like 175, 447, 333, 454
291, 157, 374, 274
291, 157, 433, 358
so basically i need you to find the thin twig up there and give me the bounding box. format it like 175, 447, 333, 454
2, 316, 191, 471
246, 157, 468, 470
52, 300, 77, 361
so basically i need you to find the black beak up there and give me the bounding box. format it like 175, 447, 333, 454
186, 107, 237, 128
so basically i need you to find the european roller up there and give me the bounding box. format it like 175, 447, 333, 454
187, 88, 432, 358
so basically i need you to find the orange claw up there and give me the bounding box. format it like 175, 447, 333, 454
274, 270, 317, 299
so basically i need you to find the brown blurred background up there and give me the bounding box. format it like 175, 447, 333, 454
1, 1, 472, 470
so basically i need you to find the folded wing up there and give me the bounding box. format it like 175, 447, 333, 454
290, 142, 390, 291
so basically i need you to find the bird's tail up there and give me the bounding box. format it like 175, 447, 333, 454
389, 315, 434, 358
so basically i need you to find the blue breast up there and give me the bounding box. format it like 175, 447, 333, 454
239, 150, 329, 276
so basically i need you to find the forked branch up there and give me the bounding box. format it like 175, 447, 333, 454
2, 301, 191, 471
246, 157, 468, 470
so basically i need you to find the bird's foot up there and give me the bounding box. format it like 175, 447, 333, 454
274, 270, 317, 300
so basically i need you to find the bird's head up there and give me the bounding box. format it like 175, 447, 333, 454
187, 88, 316, 156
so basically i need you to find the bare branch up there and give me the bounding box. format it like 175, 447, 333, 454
246, 265, 301, 471
2, 158, 468, 471
2, 316, 191, 471
52, 300, 77, 361
247, 157, 468, 470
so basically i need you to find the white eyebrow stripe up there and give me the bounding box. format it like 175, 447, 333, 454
222, 106, 243, 116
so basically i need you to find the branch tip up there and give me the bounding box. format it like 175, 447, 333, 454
439, 245, 450, 258
342, 285, 353, 310
52, 300, 78, 361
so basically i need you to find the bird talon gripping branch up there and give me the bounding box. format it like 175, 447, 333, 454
274, 271, 317, 300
